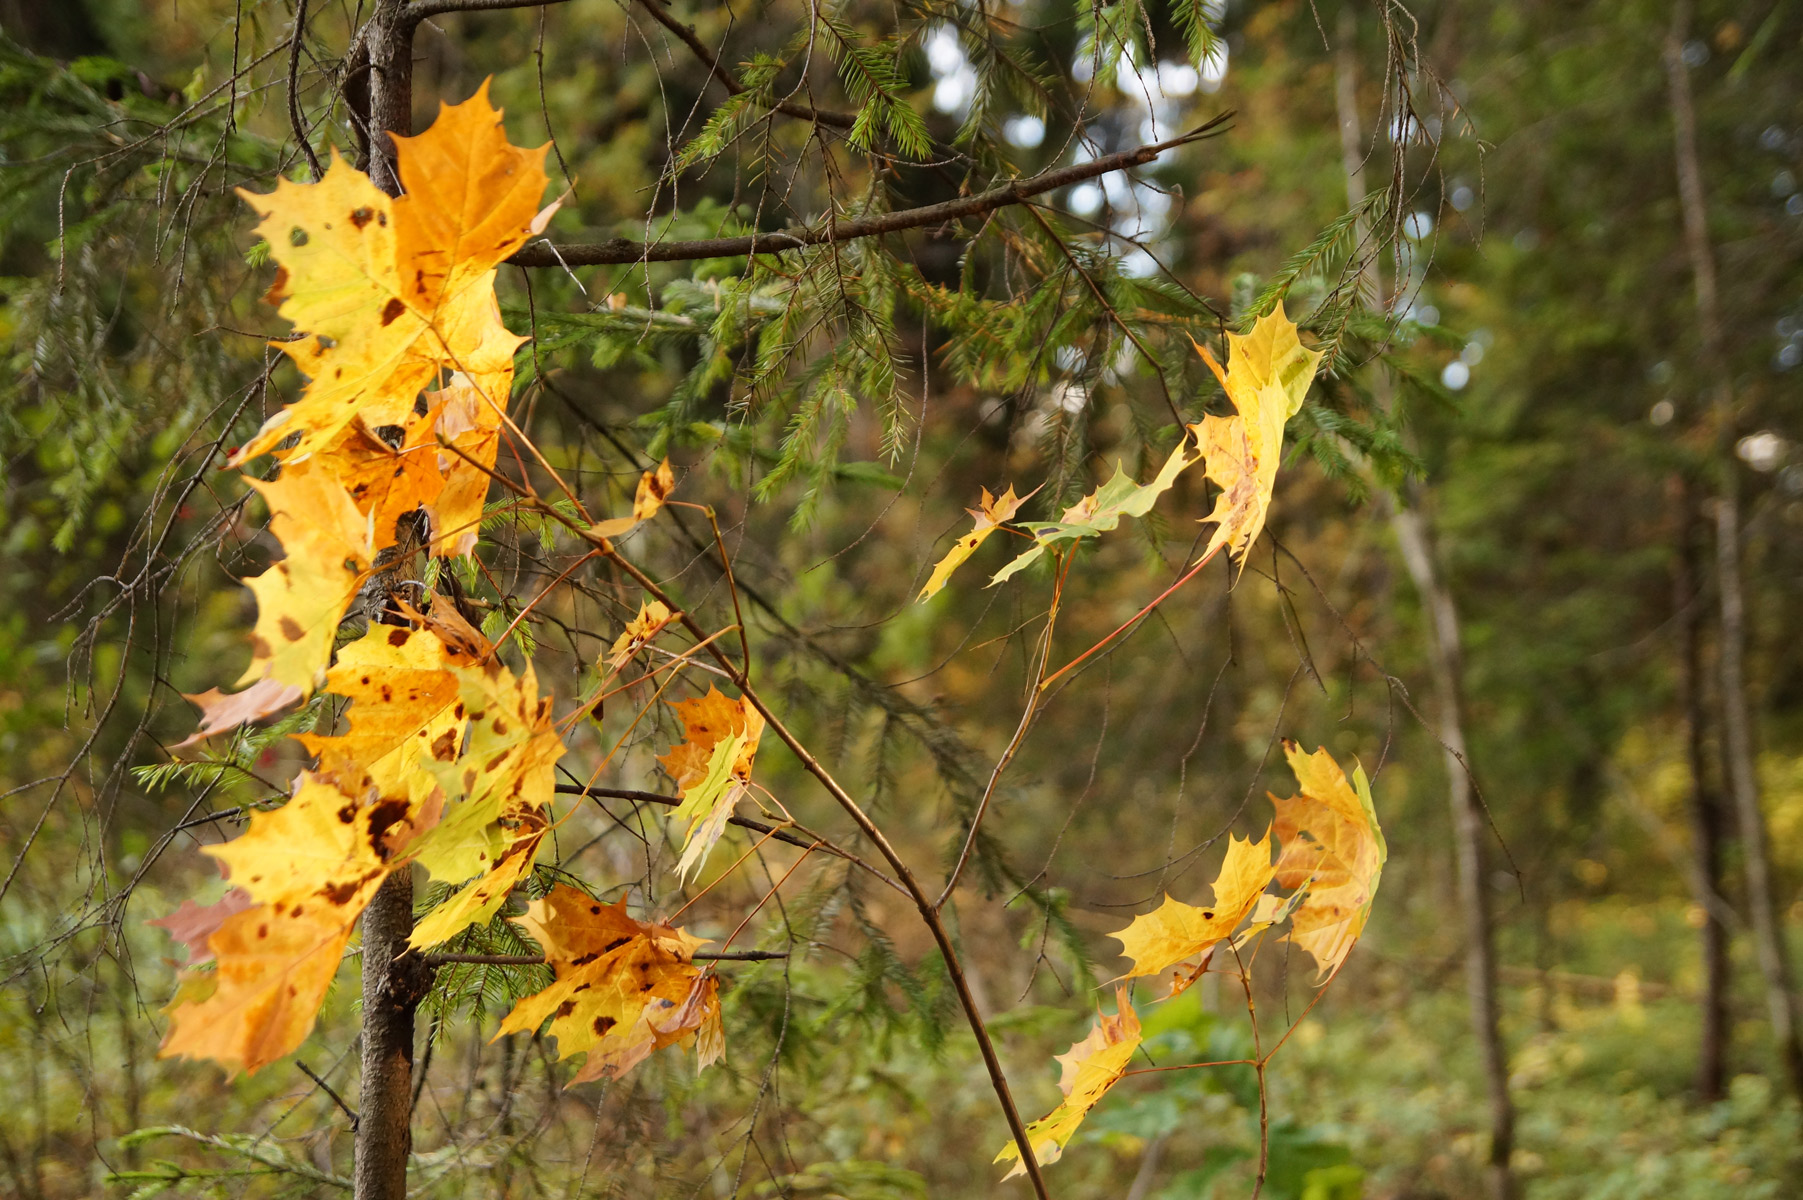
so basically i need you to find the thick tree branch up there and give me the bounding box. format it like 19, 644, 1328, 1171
507, 117, 1230, 267
404, 0, 572, 22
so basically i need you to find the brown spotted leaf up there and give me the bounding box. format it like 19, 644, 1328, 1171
496, 885, 719, 1080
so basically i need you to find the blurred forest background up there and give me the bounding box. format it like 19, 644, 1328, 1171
2, 0, 1802, 1197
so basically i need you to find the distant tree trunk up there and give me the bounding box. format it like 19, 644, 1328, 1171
1671, 475, 1730, 1101
354, 6, 436, 1199
1664, 0, 1803, 1100
1335, 10, 1514, 1195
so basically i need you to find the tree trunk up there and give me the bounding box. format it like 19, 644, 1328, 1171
1334, 10, 1514, 1195
1389, 509, 1515, 1200
354, 7, 434, 1199
1672, 476, 1731, 1100
1664, 0, 1803, 1100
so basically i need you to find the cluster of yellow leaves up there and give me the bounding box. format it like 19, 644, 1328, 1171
657, 686, 765, 881
157, 87, 721, 1089
218, 80, 552, 708
920, 303, 1322, 599
1000, 744, 1383, 1177
1110, 743, 1383, 989
497, 885, 722, 1081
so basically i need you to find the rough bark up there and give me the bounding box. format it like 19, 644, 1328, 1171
356, 872, 435, 1200
1664, 0, 1803, 1099
1335, 9, 1514, 1195
353, 7, 434, 1198
1672, 477, 1730, 1100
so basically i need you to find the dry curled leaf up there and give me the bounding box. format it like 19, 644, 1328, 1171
590, 459, 676, 539
995, 987, 1142, 1178
172, 679, 303, 751
604, 598, 678, 672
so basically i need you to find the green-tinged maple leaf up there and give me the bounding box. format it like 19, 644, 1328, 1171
990, 435, 1202, 585
657, 687, 764, 881
918, 484, 1030, 600
1269, 741, 1386, 982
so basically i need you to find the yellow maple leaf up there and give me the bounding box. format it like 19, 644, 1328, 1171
995, 987, 1142, 1178
163, 774, 397, 1075
413, 656, 565, 887
604, 598, 678, 672
1110, 829, 1275, 990
422, 375, 505, 558
917, 484, 1029, 601
159, 901, 361, 1076
591, 459, 677, 539
497, 885, 720, 1080
236, 467, 374, 693
230, 82, 545, 467
657, 686, 765, 880
1269, 741, 1386, 983
322, 412, 448, 553
295, 620, 472, 804
203, 773, 398, 908
1190, 302, 1324, 565
408, 805, 546, 949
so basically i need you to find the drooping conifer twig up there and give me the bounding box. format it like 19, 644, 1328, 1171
507, 118, 1232, 268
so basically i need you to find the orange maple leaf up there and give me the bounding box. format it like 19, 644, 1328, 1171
1269, 741, 1386, 982
658, 686, 765, 880
498, 885, 721, 1080
160, 774, 400, 1074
